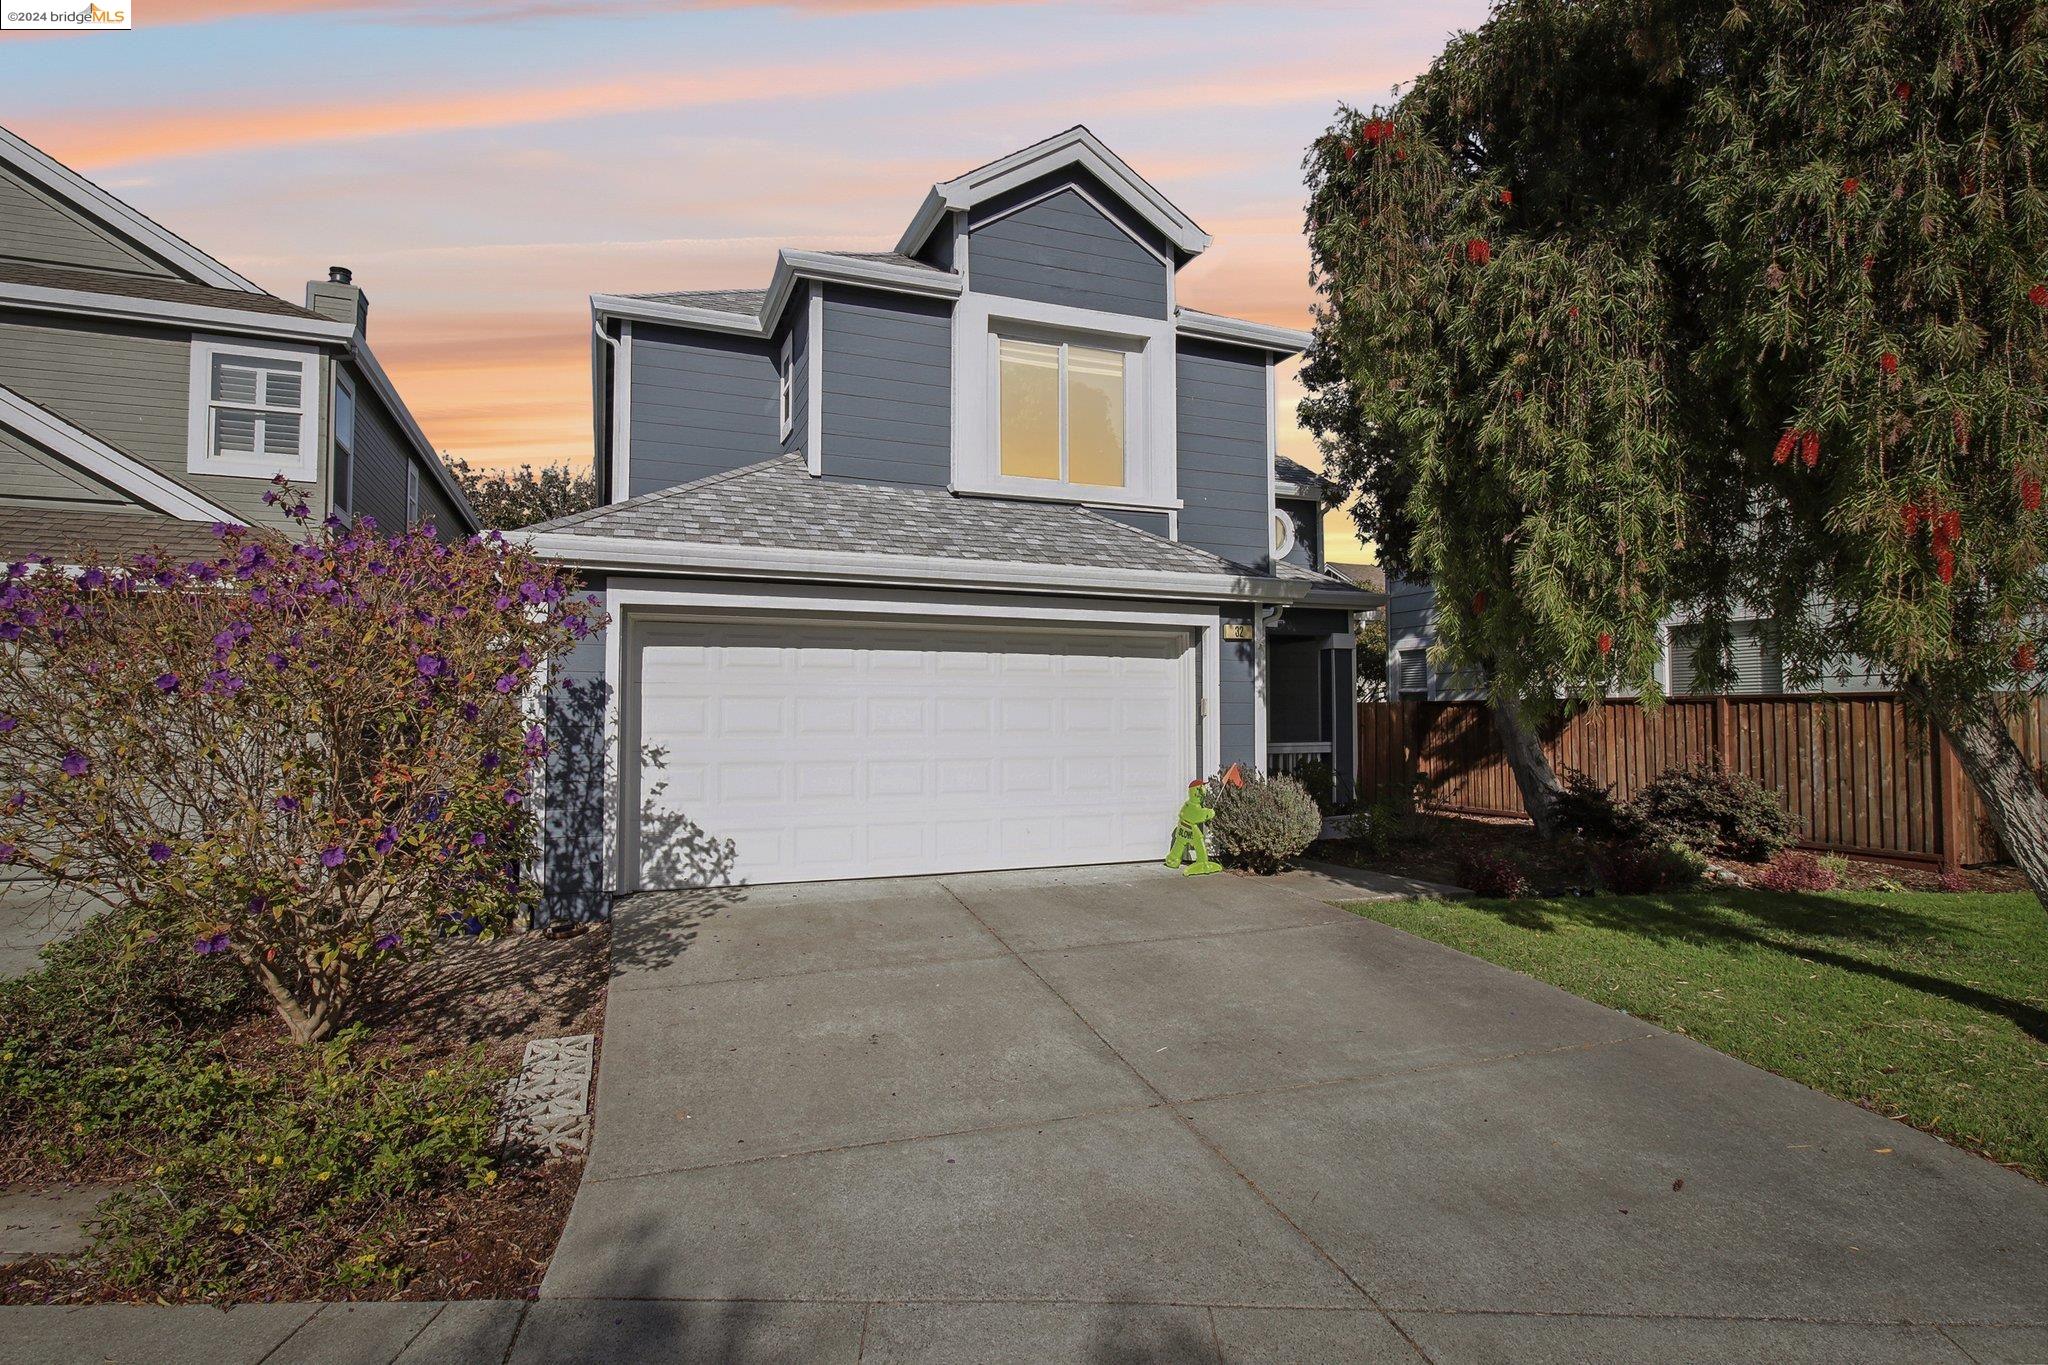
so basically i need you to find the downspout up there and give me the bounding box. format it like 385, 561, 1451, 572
593, 319, 624, 504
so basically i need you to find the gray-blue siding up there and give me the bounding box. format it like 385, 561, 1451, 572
1176, 341, 1270, 572
1088, 507, 1170, 538
540, 602, 609, 925
1220, 608, 1257, 770
628, 323, 780, 498
818, 285, 952, 488
967, 176, 1169, 320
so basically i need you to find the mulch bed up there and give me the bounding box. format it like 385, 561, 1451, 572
1311, 810, 2028, 896
0, 923, 610, 1305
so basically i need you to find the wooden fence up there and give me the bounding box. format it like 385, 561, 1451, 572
1356, 695, 2048, 868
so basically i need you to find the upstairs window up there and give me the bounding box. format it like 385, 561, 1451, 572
996, 334, 1127, 490
777, 332, 794, 440
187, 337, 319, 481
332, 370, 356, 520
406, 462, 422, 529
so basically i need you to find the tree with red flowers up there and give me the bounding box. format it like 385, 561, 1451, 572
0, 489, 604, 1041
1303, 0, 2048, 902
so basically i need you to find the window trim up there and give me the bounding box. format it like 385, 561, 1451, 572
993, 330, 1132, 491
331, 368, 356, 520
777, 330, 794, 440
185, 334, 320, 482
950, 292, 1178, 511
405, 461, 421, 530
1270, 507, 1298, 560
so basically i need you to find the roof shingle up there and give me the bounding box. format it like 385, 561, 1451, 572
0, 261, 324, 321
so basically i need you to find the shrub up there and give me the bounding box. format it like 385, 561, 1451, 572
1549, 768, 1640, 844
1754, 850, 1838, 893
0, 487, 605, 1042
1206, 771, 1322, 874
1291, 757, 1338, 814
1629, 764, 1793, 861
1454, 850, 1531, 898
1598, 839, 1708, 894
1348, 787, 1416, 860
86, 1029, 503, 1298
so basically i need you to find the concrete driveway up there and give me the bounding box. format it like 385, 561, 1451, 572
540, 864, 2048, 1364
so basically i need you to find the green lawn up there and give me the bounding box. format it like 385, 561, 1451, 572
1349, 889, 2048, 1182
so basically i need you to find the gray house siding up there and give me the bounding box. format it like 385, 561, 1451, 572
967, 172, 1170, 319
1088, 507, 1171, 538
1176, 341, 1269, 572
1220, 607, 1257, 770
342, 370, 460, 540
627, 322, 780, 499
1279, 495, 1320, 570
818, 285, 951, 488
0, 165, 179, 279
914, 212, 960, 272
0, 427, 132, 508
0, 310, 318, 528
541, 600, 609, 925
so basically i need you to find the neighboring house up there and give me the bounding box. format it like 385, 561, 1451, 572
0, 125, 476, 570
1385, 577, 1886, 699
528, 127, 1376, 906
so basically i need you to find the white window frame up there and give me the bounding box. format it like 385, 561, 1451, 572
1270, 507, 1298, 559
951, 292, 1177, 511
186, 334, 320, 481
777, 331, 794, 440
331, 369, 356, 520
405, 461, 422, 529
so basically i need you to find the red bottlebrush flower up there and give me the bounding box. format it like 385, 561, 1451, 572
2021, 470, 2043, 511
1841, 176, 1860, 197
1566, 304, 1579, 319
1500, 188, 1513, 205
1597, 632, 1614, 656
2030, 284, 2048, 307
1943, 509, 1962, 541
1344, 142, 1358, 163
1895, 80, 1911, 101
1879, 351, 1898, 374
1936, 549, 1956, 584
1472, 590, 1487, 614
1773, 430, 1797, 465
1801, 430, 1821, 468
1465, 238, 1492, 265
1861, 255, 1876, 273
1512, 388, 1525, 403
2017, 643, 2036, 673
1903, 502, 1923, 536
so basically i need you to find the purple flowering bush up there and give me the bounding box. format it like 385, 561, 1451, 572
0, 486, 603, 1043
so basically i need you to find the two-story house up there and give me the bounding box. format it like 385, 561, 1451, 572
0, 125, 475, 568
528, 128, 1375, 905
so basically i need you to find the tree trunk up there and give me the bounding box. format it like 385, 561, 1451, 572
246, 954, 343, 1044
1920, 687, 2048, 908
1492, 696, 1564, 838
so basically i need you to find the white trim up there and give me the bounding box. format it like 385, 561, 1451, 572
343, 341, 479, 531
331, 368, 356, 520
588, 293, 763, 338
897, 127, 1210, 259
804, 287, 824, 476
777, 329, 794, 441
0, 127, 266, 293
0, 280, 354, 344
1264, 358, 1279, 570
525, 529, 1305, 605
609, 320, 634, 503
0, 383, 236, 522
602, 578, 1224, 892
1270, 508, 1298, 562
1175, 308, 1312, 355
1252, 607, 1270, 770
185, 334, 320, 482
969, 180, 1172, 268
951, 292, 1177, 511
405, 461, 421, 529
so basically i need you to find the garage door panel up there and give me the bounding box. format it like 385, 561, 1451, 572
631, 619, 1195, 887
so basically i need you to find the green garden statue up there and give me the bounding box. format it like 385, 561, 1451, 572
1165, 779, 1222, 876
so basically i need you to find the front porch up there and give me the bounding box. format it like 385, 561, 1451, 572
1264, 608, 1357, 805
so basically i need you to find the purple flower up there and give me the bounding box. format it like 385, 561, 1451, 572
373, 932, 402, 952
147, 841, 172, 863
416, 654, 448, 679
460, 702, 480, 723
275, 795, 299, 812
265, 652, 288, 670
523, 724, 547, 755
287, 501, 310, 520
492, 593, 513, 611
153, 672, 180, 693
480, 751, 501, 772
203, 670, 245, 696
503, 787, 523, 806
461, 916, 483, 937
470, 832, 489, 848
59, 750, 89, 778
0, 622, 20, 642
78, 568, 105, 590
319, 845, 345, 869
374, 827, 398, 855
0, 714, 15, 733
187, 562, 219, 584
248, 894, 268, 916
0, 843, 15, 864
494, 673, 518, 694
194, 930, 231, 957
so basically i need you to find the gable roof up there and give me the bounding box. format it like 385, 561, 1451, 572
526, 455, 1300, 602
896, 127, 1210, 260
0, 383, 238, 523
0, 125, 267, 293
0, 506, 235, 566
0, 260, 324, 321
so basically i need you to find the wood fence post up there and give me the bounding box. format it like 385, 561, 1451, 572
1713, 696, 1732, 771
1936, 729, 1966, 873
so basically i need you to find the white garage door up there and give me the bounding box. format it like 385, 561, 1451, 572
627, 617, 1196, 887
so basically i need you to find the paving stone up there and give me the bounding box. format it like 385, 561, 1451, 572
509, 1299, 863, 1364
0, 1304, 314, 1365
1391, 1312, 1975, 1364
862, 1301, 1216, 1363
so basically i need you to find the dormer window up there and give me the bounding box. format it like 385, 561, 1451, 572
997, 335, 1126, 489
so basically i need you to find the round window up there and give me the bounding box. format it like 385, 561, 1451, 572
1270, 507, 1298, 558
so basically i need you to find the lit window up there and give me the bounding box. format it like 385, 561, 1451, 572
997, 335, 1126, 489
186, 337, 319, 481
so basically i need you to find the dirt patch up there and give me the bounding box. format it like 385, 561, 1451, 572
1313, 810, 2027, 896
0, 923, 609, 1305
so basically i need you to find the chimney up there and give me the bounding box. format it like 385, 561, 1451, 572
305, 265, 368, 333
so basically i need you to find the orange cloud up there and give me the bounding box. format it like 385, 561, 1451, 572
42, 55, 1034, 168
147, 0, 1073, 21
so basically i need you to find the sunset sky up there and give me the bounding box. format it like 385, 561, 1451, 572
6, 0, 1486, 557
